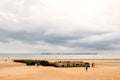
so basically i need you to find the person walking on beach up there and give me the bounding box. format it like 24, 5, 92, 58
92, 63, 95, 68
85, 64, 88, 71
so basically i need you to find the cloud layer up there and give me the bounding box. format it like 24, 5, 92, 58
0, 0, 120, 53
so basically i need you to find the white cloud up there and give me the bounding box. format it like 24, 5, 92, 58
0, 0, 119, 32
0, 0, 120, 54
0, 40, 37, 53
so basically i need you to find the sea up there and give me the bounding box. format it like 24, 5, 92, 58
0, 53, 120, 59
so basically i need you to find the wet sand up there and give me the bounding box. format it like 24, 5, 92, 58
0, 59, 120, 80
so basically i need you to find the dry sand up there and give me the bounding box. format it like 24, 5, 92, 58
0, 59, 120, 80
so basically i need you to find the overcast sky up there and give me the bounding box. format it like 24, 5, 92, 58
0, 0, 120, 54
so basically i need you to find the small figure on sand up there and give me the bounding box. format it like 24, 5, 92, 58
85, 64, 89, 71
91, 63, 95, 68
36, 62, 40, 66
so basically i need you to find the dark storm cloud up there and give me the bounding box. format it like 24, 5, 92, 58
0, 28, 79, 44
67, 38, 120, 50
1, 28, 118, 50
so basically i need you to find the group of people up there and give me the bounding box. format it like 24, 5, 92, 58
85, 63, 95, 71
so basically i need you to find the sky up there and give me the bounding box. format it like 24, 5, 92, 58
0, 0, 120, 54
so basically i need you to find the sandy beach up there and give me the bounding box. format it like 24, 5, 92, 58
0, 59, 120, 80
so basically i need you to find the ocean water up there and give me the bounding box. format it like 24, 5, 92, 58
0, 53, 120, 59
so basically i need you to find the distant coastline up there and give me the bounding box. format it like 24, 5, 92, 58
0, 53, 119, 59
